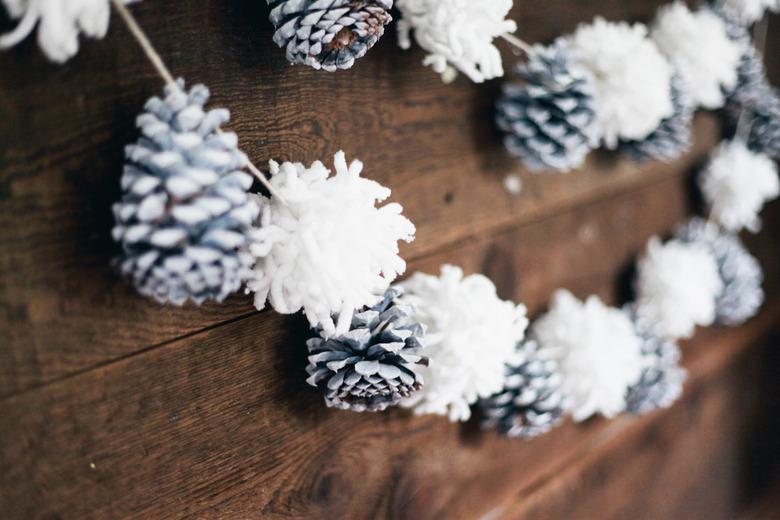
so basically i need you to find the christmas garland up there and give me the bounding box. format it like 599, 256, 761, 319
1, 0, 779, 441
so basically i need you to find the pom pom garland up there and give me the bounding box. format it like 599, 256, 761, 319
567, 17, 674, 149
305, 287, 428, 412
266, 0, 393, 71
676, 218, 765, 326
0, 0, 138, 63
496, 41, 599, 172
480, 339, 566, 439
532, 290, 644, 422
112, 80, 259, 306
635, 238, 723, 339
247, 151, 416, 338
699, 140, 779, 233
651, 2, 742, 110
398, 265, 529, 422
623, 306, 687, 415
395, 0, 517, 83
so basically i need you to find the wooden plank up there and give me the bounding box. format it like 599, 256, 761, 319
2, 173, 777, 520
0, 5, 722, 397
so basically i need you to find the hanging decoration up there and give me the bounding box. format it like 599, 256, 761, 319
495, 40, 599, 173
566, 17, 674, 149
531, 290, 645, 421
479, 339, 566, 439
397, 265, 528, 422
247, 151, 416, 338
651, 2, 742, 110
305, 287, 428, 412
635, 238, 723, 339
395, 0, 517, 83
676, 217, 765, 326
112, 79, 259, 305
699, 140, 779, 233
0, 0, 138, 62
623, 306, 687, 415
265, 0, 393, 71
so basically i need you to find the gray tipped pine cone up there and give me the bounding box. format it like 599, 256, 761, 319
306, 287, 427, 412
112, 79, 259, 306
620, 74, 693, 162
266, 0, 392, 71
743, 88, 780, 159
624, 306, 687, 415
496, 41, 599, 173
676, 217, 764, 326
480, 339, 566, 439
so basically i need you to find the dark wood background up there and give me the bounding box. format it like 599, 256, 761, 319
1, 1, 780, 518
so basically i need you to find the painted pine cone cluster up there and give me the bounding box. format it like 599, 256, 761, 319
480, 339, 566, 439
112, 80, 258, 306
624, 306, 686, 415
496, 42, 599, 172
676, 218, 764, 326
266, 0, 393, 71
620, 74, 693, 162
305, 287, 427, 412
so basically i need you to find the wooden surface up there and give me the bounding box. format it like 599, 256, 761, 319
1, 1, 780, 519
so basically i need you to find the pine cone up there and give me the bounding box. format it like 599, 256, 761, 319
306, 287, 427, 412
676, 217, 764, 326
266, 0, 392, 71
496, 41, 599, 172
743, 88, 780, 159
620, 74, 693, 162
624, 306, 687, 415
480, 339, 566, 439
112, 79, 259, 306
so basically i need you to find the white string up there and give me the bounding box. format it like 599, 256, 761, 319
499, 33, 536, 56
110, 0, 288, 206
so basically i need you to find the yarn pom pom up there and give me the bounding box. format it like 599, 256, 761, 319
480, 339, 566, 439
398, 265, 529, 422
635, 238, 723, 339
305, 287, 428, 412
248, 151, 416, 338
496, 41, 600, 172
676, 218, 764, 326
396, 0, 517, 83
699, 140, 779, 233
619, 73, 693, 162
652, 2, 742, 110
623, 306, 687, 415
0, 0, 138, 63
567, 17, 674, 149
722, 0, 780, 24
266, 0, 393, 71
112, 80, 258, 306
532, 290, 644, 422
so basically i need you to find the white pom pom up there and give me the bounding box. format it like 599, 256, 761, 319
700, 140, 780, 233
567, 17, 674, 149
398, 265, 528, 422
395, 0, 517, 83
0, 0, 139, 63
723, 0, 780, 24
248, 151, 416, 338
636, 238, 723, 340
532, 290, 644, 422
652, 3, 742, 109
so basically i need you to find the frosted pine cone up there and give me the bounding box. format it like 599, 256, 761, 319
624, 306, 687, 415
266, 0, 392, 71
721, 0, 780, 25
305, 287, 428, 412
480, 339, 566, 439
496, 41, 599, 172
676, 218, 764, 326
620, 74, 693, 162
744, 89, 780, 159
112, 80, 258, 306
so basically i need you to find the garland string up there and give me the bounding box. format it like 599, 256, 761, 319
500, 33, 536, 56
109, 0, 288, 206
